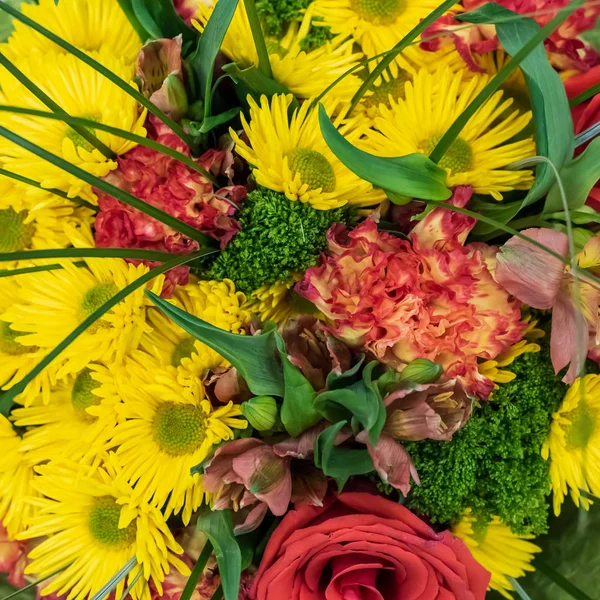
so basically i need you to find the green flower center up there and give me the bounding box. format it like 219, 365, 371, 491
350, 0, 405, 24
152, 401, 206, 456
72, 368, 101, 419
566, 401, 596, 450
80, 283, 118, 332
286, 148, 336, 193
421, 136, 473, 174
362, 71, 410, 109
0, 208, 35, 252
66, 116, 100, 153
0, 321, 32, 355
171, 336, 197, 367
88, 496, 137, 548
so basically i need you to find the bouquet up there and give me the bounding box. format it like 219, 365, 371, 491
0, 0, 599, 598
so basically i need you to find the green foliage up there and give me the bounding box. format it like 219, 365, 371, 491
299, 23, 334, 51
206, 187, 356, 294
256, 0, 311, 35
406, 341, 568, 535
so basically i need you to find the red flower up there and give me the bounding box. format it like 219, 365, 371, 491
0, 523, 26, 588
250, 492, 490, 600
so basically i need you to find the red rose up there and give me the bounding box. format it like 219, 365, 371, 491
565, 66, 600, 210
251, 493, 490, 600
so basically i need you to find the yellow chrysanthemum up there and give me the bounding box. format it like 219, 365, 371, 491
106, 353, 247, 525
142, 278, 250, 385
18, 458, 189, 600
542, 374, 600, 515
360, 68, 535, 200
311, 0, 458, 75
1, 227, 163, 388
452, 510, 541, 599
0, 415, 38, 539
243, 276, 301, 324
7, 0, 141, 64
232, 94, 385, 209
11, 365, 120, 465
195, 2, 362, 101
0, 47, 146, 202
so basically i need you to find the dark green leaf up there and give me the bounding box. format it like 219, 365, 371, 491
196, 508, 241, 600
319, 105, 451, 201
545, 137, 600, 213
222, 63, 296, 103
274, 333, 321, 437
0, 262, 86, 279
200, 107, 242, 133
180, 541, 213, 600
470, 198, 522, 236
457, 2, 576, 206
116, 0, 149, 41
325, 355, 364, 390
146, 291, 285, 396
314, 421, 374, 491
241, 0, 272, 78
534, 559, 594, 600
547, 206, 600, 225
0, 248, 180, 263
314, 362, 386, 446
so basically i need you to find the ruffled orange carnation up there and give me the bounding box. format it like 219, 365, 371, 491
297, 187, 525, 398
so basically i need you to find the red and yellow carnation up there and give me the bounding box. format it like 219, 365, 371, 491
94, 116, 246, 295
296, 188, 525, 398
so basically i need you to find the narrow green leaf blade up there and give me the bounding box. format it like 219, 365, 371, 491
116, 0, 149, 41
221, 63, 295, 103
199, 107, 242, 133
196, 509, 241, 600
180, 541, 213, 600
146, 291, 285, 396
0, 248, 180, 263
318, 104, 451, 201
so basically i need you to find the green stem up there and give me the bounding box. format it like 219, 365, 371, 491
0, 125, 217, 247
0, 52, 114, 159
243, 0, 273, 79
0, 247, 218, 415
1, 569, 64, 600
569, 81, 600, 107
0, 167, 96, 211
0, 2, 198, 154
0, 106, 218, 184
0, 262, 86, 278
429, 0, 584, 164
181, 542, 214, 600
0, 248, 184, 263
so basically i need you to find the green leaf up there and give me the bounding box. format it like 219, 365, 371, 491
196, 509, 241, 600
0, 0, 34, 43
116, 0, 149, 41
456, 2, 577, 206
534, 559, 594, 600
241, 0, 272, 78
0, 249, 216, 415
132, 0, 198, 53
547, 206, 600, 225
89, 558, 137, 600
146, 291, 285, 396
180, 541, 213, 600
199, 107, 242, 133
470, 198, 522, 236
222, 63, 296, 103
318, 104, 451, 201
0, 248, 182, 263
314, 421, 374, 491
0, 262, 86, 279
314, 362, 386, 446
325, 355, 365, 390
545, 137, 600, 213
273, 333, 321, 437
0, 125, 216, 246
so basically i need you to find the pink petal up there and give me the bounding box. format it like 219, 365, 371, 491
203, 438, 264, 492
290, 464, 329, 507
233, 502, 269, 535
495, 228, 568, 309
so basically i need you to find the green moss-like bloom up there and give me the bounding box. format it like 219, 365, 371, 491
205, 187, 356, 295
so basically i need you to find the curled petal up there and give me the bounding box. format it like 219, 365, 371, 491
203, 438, 264, 492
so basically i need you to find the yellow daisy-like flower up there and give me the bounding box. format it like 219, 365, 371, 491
11, 365, 120, 465
311, 0, 458, 75
0, 47, 146, 202
243, 275, 301, 325
106, 354, 247, 525
7, 0, 142, 64
232, 94, 385, 209
542, 374, 600, 515
0, 415, 38, 539
142, 278, 250, 385
195, 2, 363, 101
361, 68, 535, 200
452, 510, 541, 599
1, 227, 163, 387
18, 458, 189, 600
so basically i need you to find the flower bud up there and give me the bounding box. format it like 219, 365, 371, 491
241, 396, 278, 431
398, 358, 442, 385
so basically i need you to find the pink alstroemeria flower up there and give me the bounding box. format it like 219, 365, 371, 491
495, 228, 600, 383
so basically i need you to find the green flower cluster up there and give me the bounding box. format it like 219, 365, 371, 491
206, 187, 356, 295
406, 340, 568, 535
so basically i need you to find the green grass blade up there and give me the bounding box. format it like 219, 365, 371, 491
0, 167, 96, 211
0, 2, 196, 152
0, 248, 181, 262
0, 261, 86, 278
0, 106, 217, 183
116, 566, 143, 600
89, 558, 137, 600
348, 0, 456, 112
181, 541, 213, 600
0, 125, 217, 247
210, 586, 223, 600
243, 0, 273, 78
569, 81, 600, 107
429, 0, 583, 164
1, 569, 64, 600
508, 577, 533, 600
0, 51, 114, 159
535, 559, 594, 600
0, 247, 217, 415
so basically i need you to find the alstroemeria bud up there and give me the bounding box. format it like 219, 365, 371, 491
398, 358, 442, 385
241, 396, 278, 431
